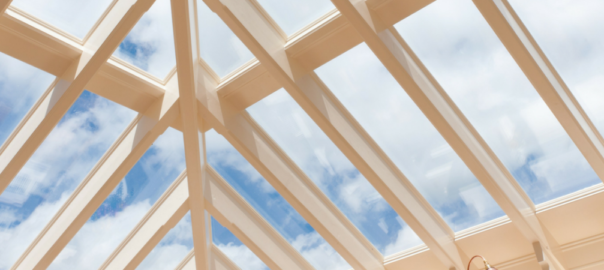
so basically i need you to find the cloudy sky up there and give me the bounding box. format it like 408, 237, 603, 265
1, 0, 603, 269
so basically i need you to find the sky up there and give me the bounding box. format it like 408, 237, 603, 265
0, 91, 136, 270
48, 127, 186, 269
1, 0, 604, 268
11, 0, 113, 38
395, 0, 601, 205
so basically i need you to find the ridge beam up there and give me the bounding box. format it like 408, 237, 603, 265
200, 0, 383, 268
99, 172, 189, 270
12, 91, 180, 270
331, 0, 565, 269
473, 0, 604, 199
171, 0, 209, 269
0, 0, 156, 196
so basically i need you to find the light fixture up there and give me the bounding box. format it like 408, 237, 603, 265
468, 255, 497, 270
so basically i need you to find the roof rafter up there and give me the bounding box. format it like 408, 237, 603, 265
12, 87, 180, 269
99, 172, 189, 270
176, 245, 241, 270
171, 0, 210, 268
331, 0, 565, 268
0, 0, 157, 196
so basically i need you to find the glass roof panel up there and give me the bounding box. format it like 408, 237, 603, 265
508, 0, 604, 136
11, 0, 113, 39
0, 52, 55, 146
197, 0, 255, 78
255, 0, 335, 36
49, 128, 185, 269
137, 212, 193, 270
316, 43, 504, 231
247, 89, 423, 255
113, 0, 175, 79
212, 217, 269, 270
0, 91, 136, 269
394, 0, 600, 205
206, 130, 351, 269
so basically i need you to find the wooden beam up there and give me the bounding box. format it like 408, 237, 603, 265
176, 245, 241, 270
0, 0, 11, 14
331, 0, 565, 268
99, 172, 189, 270
12, 91, 179, 270
171, 0, 209, 268
0, 0, 156, 196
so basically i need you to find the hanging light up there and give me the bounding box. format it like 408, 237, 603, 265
468, 255, 497, 270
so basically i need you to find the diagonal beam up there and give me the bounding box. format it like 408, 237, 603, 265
200, 0, 383, 269
196, 64, 382, 270
176, 245, 241, 270
12, 91, 179, 270
171, 0, 209, 269
0, 0, 156, 196
297, 72, 471, 270
205, 166, 313, 270
0, 0, 10, 14
472, 0, 604, 192
331, 0, 564, 269
100, 171, 189, 270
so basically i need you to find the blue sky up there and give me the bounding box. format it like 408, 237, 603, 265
1, 0, 604, 268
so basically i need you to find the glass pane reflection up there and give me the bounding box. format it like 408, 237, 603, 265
206, 130, 351, 269
255, 0, 335, 36
395, 0, 600, 204
316, 43, 504, 231
0, 91, 136, 269
508, 0, 604, 138
11, 0, 113, 38
114, 0, 175, 79
247, 89, 423, 255
49, 128, 185, 269
0, 52, 55, 146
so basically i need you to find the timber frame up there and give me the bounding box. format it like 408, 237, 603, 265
0, 0, 604, 269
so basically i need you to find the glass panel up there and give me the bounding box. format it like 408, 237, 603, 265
49, 128, 185, 269
212, 217, 269, 270
0, 52, 55, 146
11, 0, 113, 38
247, 89, 423, 255
197, 0, 255, 78
255, 0, 334, 36
206, 130, 351, 269
395, 0, 600, 204
114, 0, 175, 79
316, 43, 504, 231
508, 0, 604, 136
0, 91, 136, 269
137, 212, 193, 270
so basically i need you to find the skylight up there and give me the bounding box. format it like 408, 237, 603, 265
255, 0, 335, 36
396, 0, 600, 204
212, 217, 268, 270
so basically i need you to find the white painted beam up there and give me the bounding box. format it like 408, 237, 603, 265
200, 0, 383, 268
473, 0, 604, 209
331, 0, 564, 269
171, 0, 209, 268
11, 91, 180, 270
100, 172, 189, 270
0, 0, 156, 196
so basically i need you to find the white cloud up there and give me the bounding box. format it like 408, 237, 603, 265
383, 217, 424, 256
394, 0, 600, 204
114, 0, 175, 79
0, 93, 135, 269
50, 201, 152, 270
291, 232, 350, 270
217, 243, 268, 270
137, 213, 193, 270
11, 0, 113, 38
255, 0, 334, 35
